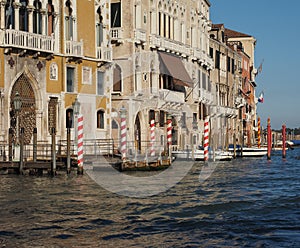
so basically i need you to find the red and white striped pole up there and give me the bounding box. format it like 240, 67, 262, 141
257, 117, 261, 148
167, 114, 172, 157
282, 124, 286, 159
267, 117, 272, 160
120, 107, 127, 160
150, 119, 155, 156
77, 114, 84, 174
204, 116, 210, 162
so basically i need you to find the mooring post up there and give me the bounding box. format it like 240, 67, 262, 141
51, 127, 56, 176
67, 127, 71, 174
33, 128, 37, 162
233, 133, 236, 159
8, 128, 13, 162
282, 124, 286, 159
19, 128, 24, 174
267, 118, 272, 160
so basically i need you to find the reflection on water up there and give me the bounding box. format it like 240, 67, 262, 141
0, 149, 300, 247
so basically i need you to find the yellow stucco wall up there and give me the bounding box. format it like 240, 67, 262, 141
77, 0, 95, 58
46, 56, 64, 93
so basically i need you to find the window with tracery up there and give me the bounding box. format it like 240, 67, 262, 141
65, 0, 74, 40
33, 0, 42, 34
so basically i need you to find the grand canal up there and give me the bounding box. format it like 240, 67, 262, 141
0, 149, 299, 247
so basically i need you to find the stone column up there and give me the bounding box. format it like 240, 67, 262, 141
41, 9, 47, 35
0, 2, 5, 29
27, 6, 34, 33
13, 3, 20, 30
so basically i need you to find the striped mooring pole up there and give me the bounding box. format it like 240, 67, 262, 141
120, 107, 127, 160
77, 114, 84, 174
204, 116, 210, 162
150, 119, 155, 156
257, 117, 261, 148
282, 124, 286, 159
167, 115, 172, 158
267, 117, 272, 160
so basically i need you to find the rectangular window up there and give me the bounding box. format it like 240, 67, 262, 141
209, 47, 213, 59
231, 58, 235, 74
97, 71, 105, 95
66, 67, 75, 92
111, 2, 121, 28
97, 110, 105, 129
159, 110, 165, 127
215, 51, 220, 69
96, 23, 104, 46
227, 57, 231, 72
202, 72, 207, 90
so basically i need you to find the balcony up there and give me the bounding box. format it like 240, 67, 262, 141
134, 29, 147, 44
0, 29, 54, 53
149, 34, 191, 57
110, 28, 123, 43
97, 46, 112, 62
199, 89, 213, 104
159, 89, 185, 103
65, 39, 83, 57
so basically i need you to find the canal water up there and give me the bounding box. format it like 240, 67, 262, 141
0, 149, 300, 248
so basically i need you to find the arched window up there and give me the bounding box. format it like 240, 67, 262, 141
47, 0, 55, 35
97, 110, 105, 129
65, 0, 74, 40
113, 65, 122, 92
20, 0, 28, 31
33, 0, 42, 34
5, 0, 15, 29
96, 6, 103, 46
66, 109, 74, 128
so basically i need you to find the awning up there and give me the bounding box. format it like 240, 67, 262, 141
158, 52, 193, 87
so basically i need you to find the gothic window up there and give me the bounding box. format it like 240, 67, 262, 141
33, 0, 42, 34
47, 0, 55, 35
65, 0, 74, 40
113, 65, 122, 92
5, 1, 15, 29
96, 6, 103, 46
19, 0, 28, 31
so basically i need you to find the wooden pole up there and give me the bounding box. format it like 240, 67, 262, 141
51, 127, 56, 176
67, 127, 71, 174
33, 127, 37, 162
257, 117, 261, 148
19, 127, 24, 174
8, 128, 13, 162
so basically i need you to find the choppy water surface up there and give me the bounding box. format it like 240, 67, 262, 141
0, 149, 300, 248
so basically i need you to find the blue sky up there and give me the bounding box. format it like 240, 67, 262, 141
210, 1, 300, 130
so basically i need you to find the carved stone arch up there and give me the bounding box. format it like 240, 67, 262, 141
10, 71, 40, 145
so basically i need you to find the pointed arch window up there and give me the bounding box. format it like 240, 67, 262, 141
65, 0, 74, 40
113, 65, 122, 92
33, 0, 42, 34
20, 0, 28, 31
47, 0, 55, 35
96, 6, 104, 46
5, 1, 15, 29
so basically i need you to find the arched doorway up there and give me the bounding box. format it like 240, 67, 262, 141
10, 74, 36, 145
134, 115, 141, 152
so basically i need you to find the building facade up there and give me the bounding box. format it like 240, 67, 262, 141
110, 0, 213, 154
0, 0, 113, 147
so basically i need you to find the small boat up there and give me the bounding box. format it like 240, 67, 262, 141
172, 146, 233, 161
228, 145, 267, 157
